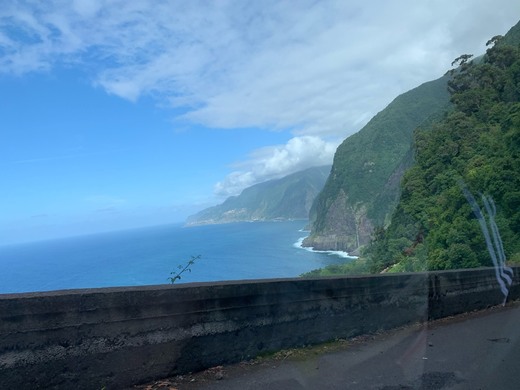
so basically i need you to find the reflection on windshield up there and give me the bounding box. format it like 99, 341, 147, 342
460, 180, 513, 304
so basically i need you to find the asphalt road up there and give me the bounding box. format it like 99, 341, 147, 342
134, 301, 520, 390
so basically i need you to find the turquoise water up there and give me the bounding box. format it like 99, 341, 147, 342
0, 221, 353, 294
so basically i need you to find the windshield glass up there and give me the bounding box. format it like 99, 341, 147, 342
1, 2, 519, 389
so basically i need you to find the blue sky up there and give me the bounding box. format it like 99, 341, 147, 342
1, 1, 519, 245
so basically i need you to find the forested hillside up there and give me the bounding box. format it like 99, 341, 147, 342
306, 20, 520, 258
362, 34, 520, 272
303, 72, 451, 254
186, 166, 330, 225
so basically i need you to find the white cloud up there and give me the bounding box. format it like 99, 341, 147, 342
214, 136, 338, 196
2, 0, 520, 196
2, 1, 520, 135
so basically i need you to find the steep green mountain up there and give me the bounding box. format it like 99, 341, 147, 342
302, 19, 520, 278
303, 75, 451, 255
500, 20, 520, 47
186, 166, 331, 226
363, 29, 520, 273
304, 21, 520, 257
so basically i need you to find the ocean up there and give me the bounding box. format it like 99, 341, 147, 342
0, 220, 354, 294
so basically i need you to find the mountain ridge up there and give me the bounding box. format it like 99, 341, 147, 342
304, 19, 520, 256
362, 24, 520, 272
303, 74, 451, 254
186, 165, 331, 226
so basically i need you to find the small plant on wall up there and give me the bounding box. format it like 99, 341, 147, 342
168, 255, 201, 283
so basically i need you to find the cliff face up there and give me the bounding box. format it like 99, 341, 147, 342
302, 189, 373, 255
302, 154, 410, 255
303, 75, 452, 255
186, 165, 330, 226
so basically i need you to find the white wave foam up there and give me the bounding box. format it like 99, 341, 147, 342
293, 236, 358, 259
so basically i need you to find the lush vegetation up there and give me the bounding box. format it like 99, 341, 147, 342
301, 257, 368, 277
362, 35, 520, 273
303, 20, 520, 277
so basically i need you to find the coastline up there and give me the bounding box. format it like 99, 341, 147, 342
293, 235, 358, 259
184, 217, 308, 228
0, 221, 345, 294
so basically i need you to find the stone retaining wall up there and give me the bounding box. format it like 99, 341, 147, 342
1, 267, 518, 389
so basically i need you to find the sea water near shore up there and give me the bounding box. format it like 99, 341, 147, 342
0, 220, 354, 294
